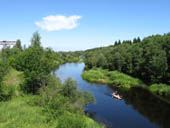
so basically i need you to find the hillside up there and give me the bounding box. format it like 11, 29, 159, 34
0, 33, 103, 128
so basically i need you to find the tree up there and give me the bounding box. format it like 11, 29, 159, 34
118, 40, 121, 45
0, 61, 9, 101
62, 78, 78, 99
31, 31, 41, 47
137, 37, 141, 42
133, 37, 141, 43
1, 46, 11, 61
83, 33, 170, 85
133, 38, 137, 43
96, 53, 108, 68
15, 32, 58, 94
15, 39, 22, 50
114, 41, 118, 46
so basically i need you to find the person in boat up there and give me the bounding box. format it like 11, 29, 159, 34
112, 92, 115, 98
112, 91, 117, 97
112, 91, 122, 100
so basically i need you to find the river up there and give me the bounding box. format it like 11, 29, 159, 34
55, 63, 170, 128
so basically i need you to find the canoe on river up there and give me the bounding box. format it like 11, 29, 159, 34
112, 92, 122, 100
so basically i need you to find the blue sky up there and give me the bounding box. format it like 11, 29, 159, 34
0, 0, 170, 51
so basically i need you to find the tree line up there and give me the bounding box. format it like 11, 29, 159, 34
84, 33, 170, 85
0, 32, 100, 127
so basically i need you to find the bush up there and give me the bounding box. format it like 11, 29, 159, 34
38, 76, 96, 122
149, 84, 170, 98
0, 86, 15, 101
0, 61, 10, 101
57, 113, 102, 128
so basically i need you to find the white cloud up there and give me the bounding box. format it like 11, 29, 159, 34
35, 15, 82, 31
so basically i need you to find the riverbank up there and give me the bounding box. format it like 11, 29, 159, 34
0, 68, 103, 128
81, 68, 146, 89
81, 68, 170, 103
0, 95, 102, 128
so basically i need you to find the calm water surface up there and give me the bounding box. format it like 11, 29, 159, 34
55, 63, 170, 128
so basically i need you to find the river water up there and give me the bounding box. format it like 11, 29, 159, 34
55, 63, 170, 128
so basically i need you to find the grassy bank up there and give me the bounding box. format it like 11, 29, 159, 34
0, 68, 103, 128
149, 84, 170, 103
81, 68, 146, 89
0, 95, 102, 128
2, 68, 24, 97
0, 96, 50, 128
81, 68, 170, 103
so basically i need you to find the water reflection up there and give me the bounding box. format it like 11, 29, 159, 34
55, 63, 170, 128
119, 87, 170, 128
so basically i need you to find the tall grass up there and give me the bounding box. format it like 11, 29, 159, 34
2, 68, 24, 97
0, 96, 51, 128
149, 84, 170, 98
0, 68, 103, 128
82, 68, 145, 89
82, 68, 170, 104
0, 95, 103, 128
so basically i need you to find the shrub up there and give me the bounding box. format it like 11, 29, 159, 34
149, 84, 170, 98
57, 113, 102, 128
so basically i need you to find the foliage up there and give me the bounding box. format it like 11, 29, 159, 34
61, 78, 81, 103
0, 32, 102, 128
0, 68, 23, 101
56, 112, 102, 128
149, 84, 170, 99
58, 51, 84, 64
39, 76, 95, 118
31, 31, 41, 47
84, 33, 170, 85
0, 40, 22, 68
1, 46, 11, 61
2, 68, 24, 97
36, 76, 98, 127
14, 38, 59, 94
119, 87, 170, 128
82, 68, 170, 103
0, 60, 10, 101
0, 96, 53, 128
82, 68, 145, 89
0, 95, 101, 128
14, 39, 22, 50
0, 66, 98, 127
0, 61, 8, 84
0, 32, 101, 127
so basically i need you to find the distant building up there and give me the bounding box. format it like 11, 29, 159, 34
0, 41, 16, 45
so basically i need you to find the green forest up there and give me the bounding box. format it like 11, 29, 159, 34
0, 32, 103, 128
1, 32, 170, 127
1, 0, 170, 127
82, 33, 170, 103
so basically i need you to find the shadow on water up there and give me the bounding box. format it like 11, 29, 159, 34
85, 111, 114, 128
118, 87, 170, 128
55, 63, 170, 128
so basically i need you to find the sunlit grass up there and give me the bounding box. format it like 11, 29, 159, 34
0, 68, 103, 128
2, 68, 24, 96
0, 95, 53, 128
149, 84, 170, 97
81, 68, 145, 89
0, 95, 103, 128
82, 68, 170, 104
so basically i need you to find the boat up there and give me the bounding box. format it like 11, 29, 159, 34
112, 92, 122, 100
